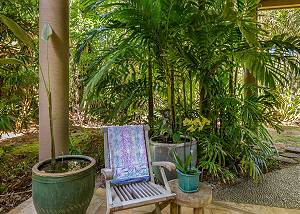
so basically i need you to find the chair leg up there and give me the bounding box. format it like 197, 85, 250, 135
194, 207, 204, 214
155, 203, 162, 214
106, 208, 113, 214
170, 202, 178, 214
105, 181, 113, 214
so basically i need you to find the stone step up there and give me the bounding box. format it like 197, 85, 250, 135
273, 143, 285, 150
279, 152, 300, 159
272, 156, 298, 164
285, 147, 300, 154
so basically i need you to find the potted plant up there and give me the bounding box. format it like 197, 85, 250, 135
32, 24, 96, 214
150, 110, 210, 182
150, 110, 198, 181
173, 150, 200, 192
171, 117, 210, 192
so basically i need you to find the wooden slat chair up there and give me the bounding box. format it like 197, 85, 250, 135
101, 125, 176, 214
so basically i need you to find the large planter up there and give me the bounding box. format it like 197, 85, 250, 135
150, 138, 197, 182
32, 155, 96, 214
177, 169, 200, 193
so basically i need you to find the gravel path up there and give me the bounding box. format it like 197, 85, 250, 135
213, 165, 300, 209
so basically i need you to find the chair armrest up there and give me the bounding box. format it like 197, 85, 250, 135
151, 161, 175, 193
101, 168, 113, 180
152, 161, 176, 172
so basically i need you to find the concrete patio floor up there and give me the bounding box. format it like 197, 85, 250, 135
8, 188, 300, 214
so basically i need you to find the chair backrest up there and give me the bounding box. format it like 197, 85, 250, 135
103, 125, 152, 185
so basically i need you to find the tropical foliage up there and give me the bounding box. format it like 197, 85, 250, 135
75, 0, 300, 181
260, 9, 300, 124
0, 0, 38, 132
0, 0, 299, 182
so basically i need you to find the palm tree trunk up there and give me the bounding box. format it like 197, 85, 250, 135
234, 67, 238, 96
199, 80, 204, 114
189, 70, 193, 110
229, 70, 234, 96
165, 61, 176, 132
183, 77, 187, 116
0, 77, 3, 97
169, 69, 176, 131
244, 69, 257, 98
244, 7, 258, 99
148, 49, 154, 130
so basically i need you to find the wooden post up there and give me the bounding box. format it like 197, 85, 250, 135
39, 0, 69, 161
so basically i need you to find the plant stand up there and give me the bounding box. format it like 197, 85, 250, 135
169, 179, 212, 214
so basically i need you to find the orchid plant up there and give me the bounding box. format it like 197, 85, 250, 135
172, 116, 210, 175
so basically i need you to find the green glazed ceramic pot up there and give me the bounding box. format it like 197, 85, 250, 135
176, 169, 200, 193
32, 155, 96, 214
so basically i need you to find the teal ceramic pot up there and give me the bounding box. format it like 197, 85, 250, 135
176, 169, 200, 193
32, 155, 96, 214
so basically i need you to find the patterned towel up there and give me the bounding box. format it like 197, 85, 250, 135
107, 125, 150, 185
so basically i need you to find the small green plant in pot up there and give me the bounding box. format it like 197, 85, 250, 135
172, 116, 210, 192
173, 151, 200, 192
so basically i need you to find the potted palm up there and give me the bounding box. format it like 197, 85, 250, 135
31, 24, 96, 214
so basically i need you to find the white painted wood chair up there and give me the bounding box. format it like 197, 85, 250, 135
101, 125, 176, 214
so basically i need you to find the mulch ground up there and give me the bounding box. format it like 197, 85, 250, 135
0, 126, 104, 214
0, 132, 38, 214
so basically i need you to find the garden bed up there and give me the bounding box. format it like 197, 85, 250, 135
0, 127, 104, 214
213, 164, 300, 209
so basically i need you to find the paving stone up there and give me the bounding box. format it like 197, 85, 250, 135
274, 143, 286, 150
272, 156, 298, 163
280, 152, 300, 159
286, 147, 300, 154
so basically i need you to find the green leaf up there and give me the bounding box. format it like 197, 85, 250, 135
0, 58, 23, 65
41, 23, 53, 41
0, 115, 13, 131
172, 132, 181, 144
0, 15, 34, 49
186, 168, 198, 175
172, 150, 185, 172
184, 153, 193, 169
